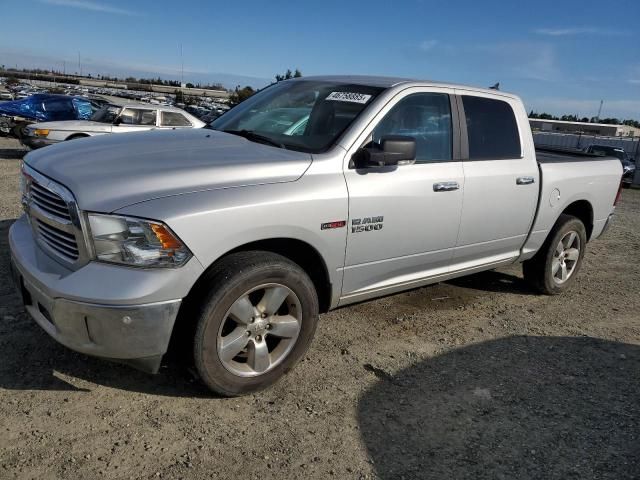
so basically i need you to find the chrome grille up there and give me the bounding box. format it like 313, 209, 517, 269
23, 164, 89, 269
36, 219, 79, 261
30, 181, 72, 221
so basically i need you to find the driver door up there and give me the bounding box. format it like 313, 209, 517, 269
341, 88, 464, 302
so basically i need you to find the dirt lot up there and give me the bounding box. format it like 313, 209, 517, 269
1, 136, 639, 479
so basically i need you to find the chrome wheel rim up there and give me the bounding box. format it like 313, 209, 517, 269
551, 231, 581, 285
217, 283, 302, 377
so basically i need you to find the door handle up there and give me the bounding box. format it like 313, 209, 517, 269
516, 176, 535, 185
433, 181, 460, 192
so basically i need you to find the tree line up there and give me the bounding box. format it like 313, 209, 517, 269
228, 69, 302, 106
529, 111, 640, 129
0, 66, 225, 91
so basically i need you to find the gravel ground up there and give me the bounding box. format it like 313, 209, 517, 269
1, 136, 639, 479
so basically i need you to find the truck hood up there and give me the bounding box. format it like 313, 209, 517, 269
24, 129, 312, 212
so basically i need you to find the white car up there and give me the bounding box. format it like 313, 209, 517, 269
23, 103, 205, 148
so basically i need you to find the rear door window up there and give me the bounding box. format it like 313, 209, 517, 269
161, 111, 192, 127
462, 96, 521, 160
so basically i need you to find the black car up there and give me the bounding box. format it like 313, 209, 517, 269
585, 144, 636, 187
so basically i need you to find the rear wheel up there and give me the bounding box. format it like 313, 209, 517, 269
523, 214, 587, 295
193, 251, 319, 396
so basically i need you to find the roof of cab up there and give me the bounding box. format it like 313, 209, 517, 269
293, 75, 519, 99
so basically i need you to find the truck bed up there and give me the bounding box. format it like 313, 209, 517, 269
535, 146, 618, 164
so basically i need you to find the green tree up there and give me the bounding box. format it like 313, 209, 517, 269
599, 117, 621, 125
229, 85, 256, 106
275, 68, 302, 82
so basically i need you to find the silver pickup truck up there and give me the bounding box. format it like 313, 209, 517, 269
10, 76, 623, 396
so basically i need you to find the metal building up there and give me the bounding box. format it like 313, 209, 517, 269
530, 119, 640, 137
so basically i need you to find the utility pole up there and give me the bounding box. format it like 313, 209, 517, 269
180, 43, 184, 87
63, 60, 66, 76
78, 51, 82, 77
596, 100, 603, 122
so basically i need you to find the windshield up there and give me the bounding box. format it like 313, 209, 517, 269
211, 80, 385, 152
90, 105, 121, 123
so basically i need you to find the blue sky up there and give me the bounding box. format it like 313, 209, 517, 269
1, 0, 639, 119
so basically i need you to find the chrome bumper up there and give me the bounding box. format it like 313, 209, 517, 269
9, 216, 184, 373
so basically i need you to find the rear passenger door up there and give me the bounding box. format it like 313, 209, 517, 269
451, 91, 539, 270
341, 88, 465, 301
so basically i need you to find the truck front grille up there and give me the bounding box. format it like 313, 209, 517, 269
30, 181, 73, 222
23, 164, 88, 269
36, 219, 79, 261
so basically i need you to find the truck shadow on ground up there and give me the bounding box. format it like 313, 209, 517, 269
358, 335, 640, 480
446, 269, 537, 296
0, 148, 28, 159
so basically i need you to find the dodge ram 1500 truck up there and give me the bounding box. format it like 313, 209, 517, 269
10, 76, 623, 396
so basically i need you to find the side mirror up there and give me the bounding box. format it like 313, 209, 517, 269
354, 135, 416, 168
113, 117, 122, 125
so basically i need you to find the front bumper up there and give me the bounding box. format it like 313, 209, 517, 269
8, 215, 196, 373
21, 136, 58, 149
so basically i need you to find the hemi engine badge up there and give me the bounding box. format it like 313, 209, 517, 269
321, 220, 347, 230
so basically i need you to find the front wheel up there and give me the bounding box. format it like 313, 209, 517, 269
193, 251, 319, 396
523, 214, 587, 295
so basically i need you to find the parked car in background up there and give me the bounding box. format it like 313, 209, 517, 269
22, 103, 205, 148
0, 94, 96, 138
201, 110, 222, 124
585, 144, 636, 186
10, 76, 623, 396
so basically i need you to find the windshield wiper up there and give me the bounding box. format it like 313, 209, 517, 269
222, 129, 286, 149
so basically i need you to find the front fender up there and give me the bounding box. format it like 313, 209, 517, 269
116, 176, 349, 307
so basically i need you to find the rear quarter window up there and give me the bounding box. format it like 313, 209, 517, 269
161, 111, 192, 127
462, 96, 521, 160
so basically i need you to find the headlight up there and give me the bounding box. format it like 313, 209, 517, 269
88, 213, 191, 268
33, 129, 49, 137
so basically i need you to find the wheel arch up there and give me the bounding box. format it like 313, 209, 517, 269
184, 237, 332, 315
560, 199, 594, 240
65, 132, 90, 141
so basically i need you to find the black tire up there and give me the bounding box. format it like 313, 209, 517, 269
193, 251, 319, 396
523, 214, 587, 295
11, 125, 24, 140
